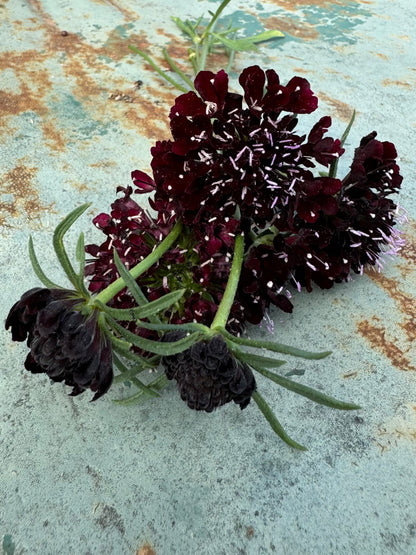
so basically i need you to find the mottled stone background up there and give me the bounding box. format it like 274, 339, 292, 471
1, 1, 415, 553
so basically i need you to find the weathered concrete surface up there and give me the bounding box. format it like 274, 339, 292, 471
1, 1, 415, 553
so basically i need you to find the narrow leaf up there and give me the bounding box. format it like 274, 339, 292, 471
28, 236, 62, 289
329, 110, 356, 178
113, 374, 168, 405
113, 354, 161, 398
233, 350, 287, 369
211, 29, 284, 52
52, 203, 91, 291
95, 290, 186, 322
134, 289, 186, 319
252, 391, 307, 450
171, 16, 197, 39
75, 232, 85, 274
221, 329, 331, 360
129, 46, 188, 93
252, 364, 361, 410
162, 48, 196, 91
108, 317, 203, 356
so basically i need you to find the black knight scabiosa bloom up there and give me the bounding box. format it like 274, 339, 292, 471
134, 65, 344, 232
161, 331, 256, 412
5, 204, 190, 401
6, 287, 113, 400
6, 204, 361, 449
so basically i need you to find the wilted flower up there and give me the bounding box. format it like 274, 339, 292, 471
161, 331, 256, 412
5, 288, 113, 400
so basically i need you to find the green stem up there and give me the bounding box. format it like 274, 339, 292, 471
201, 0, 232, 40
128, 46, 189, 93
93, 221, 183, 306
162, 48, 196, 91
211, 234, 244, 330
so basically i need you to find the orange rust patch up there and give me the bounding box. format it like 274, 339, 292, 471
123, 101, 170, 139
266, 0, 358, 10
316, 91, 355, 122
136, 543, 156, 555
262, 16, 319, 41
104, 29, 151, 62
371, 51, 389, 61
382, 79, 412, 89
357, 317, 415, 371
399, 221, 416, 271
0, 161, 55, 227
89, 0, 139, 20
366, 271, 416, 344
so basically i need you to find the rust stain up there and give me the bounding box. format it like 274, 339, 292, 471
376, 407, 416, 453
27, 0, 57, 28
0, 51, 66, 153
90, 0, 138, 20
123, 101, 170, 139
357, 317, 415, 372
343, 371, 358, 379
316, 91, 355, 122
399, 221, 416, 272
0, 161, 55, 227
1, 9, 171, 144
104, 29, 152, 62
382, 79, 412, 89
136, 543, 156, 555
262, 16, 319, 41
292, 67, 310, 74
371, 51, 389, 61
267, 0, 348, 9
366, 271, 416, 345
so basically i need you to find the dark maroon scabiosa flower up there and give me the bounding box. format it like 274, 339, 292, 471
84, 187, 248, 334
135, 65, 344, 230
5, 288, 113, 400
161, 331, 256, 412
238, 132, 404, 316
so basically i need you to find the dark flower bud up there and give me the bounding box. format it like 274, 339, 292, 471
5, 288, 113, 400
161, 332, 256, 412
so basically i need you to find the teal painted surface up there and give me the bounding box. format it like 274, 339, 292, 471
1, 1, 415, 554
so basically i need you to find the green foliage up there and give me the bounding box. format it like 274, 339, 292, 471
129, 0, 284, 91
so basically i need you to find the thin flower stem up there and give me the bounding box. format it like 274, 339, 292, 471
93, 221, 183, 306
162, 48, 196, 91
198, 0, 232, 72
210, 234, 244, 330
128, 46, 189, 93
201, 0, 232, 40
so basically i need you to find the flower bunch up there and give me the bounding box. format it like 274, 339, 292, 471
5, 62, 404, 449
87, 66, 403, 325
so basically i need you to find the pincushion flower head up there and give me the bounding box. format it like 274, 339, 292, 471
126, 65, 402, 323
134, 65, 344, 232
6, 287, 113, 400
4, 205, 196, 401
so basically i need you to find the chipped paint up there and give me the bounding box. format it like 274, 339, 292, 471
259, 1, 370, 45
262, 15, 319, 41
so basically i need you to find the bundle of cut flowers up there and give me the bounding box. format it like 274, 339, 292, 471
5, 65, 404, 449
